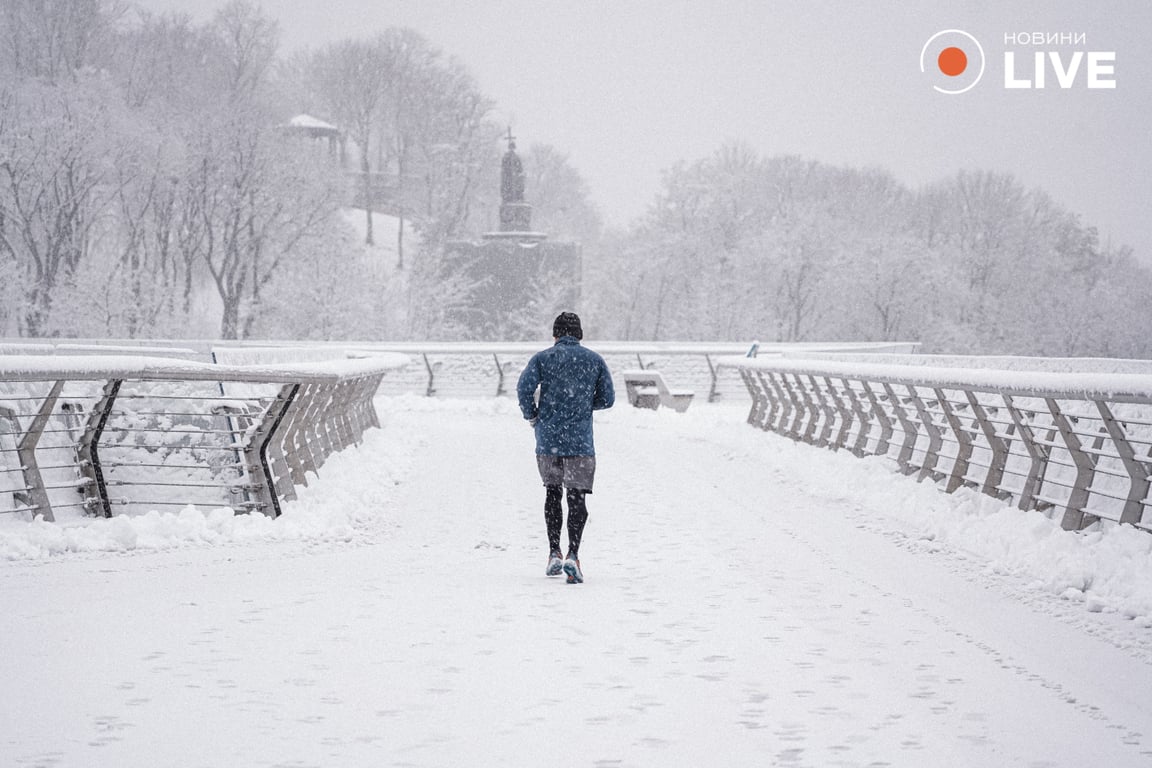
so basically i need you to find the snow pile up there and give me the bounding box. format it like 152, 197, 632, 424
685, 404, 1152, 626
894, 485, 1152, 623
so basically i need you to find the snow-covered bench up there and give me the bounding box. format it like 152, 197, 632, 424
621, 369, 694, 412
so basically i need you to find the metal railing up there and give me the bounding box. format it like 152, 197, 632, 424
212, 341, 920, 401
4, 339, 927, 401
723, 357, 1152, 532
0, 354, 406, 522
2, 339, 920, 402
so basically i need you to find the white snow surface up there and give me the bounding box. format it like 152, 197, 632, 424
2, 395, 1152, 766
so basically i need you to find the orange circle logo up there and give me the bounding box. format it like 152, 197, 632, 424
938, 46, 967, 76
920, 30, 985, 94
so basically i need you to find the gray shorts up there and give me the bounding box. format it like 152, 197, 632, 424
536, 455, 596, 492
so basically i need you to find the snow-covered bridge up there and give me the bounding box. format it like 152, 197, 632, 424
2, 347, 1152, 767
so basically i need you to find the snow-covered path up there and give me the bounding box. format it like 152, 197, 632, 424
3, 396, 1152, 767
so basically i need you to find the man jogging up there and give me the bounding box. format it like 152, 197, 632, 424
517, 312, 615, 584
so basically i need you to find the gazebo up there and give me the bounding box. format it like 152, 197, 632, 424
281, 114, 346, 165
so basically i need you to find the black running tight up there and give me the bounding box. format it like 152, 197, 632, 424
544, 485, 588, 557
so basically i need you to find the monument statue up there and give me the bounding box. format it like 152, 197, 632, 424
501, 130, 525, 204
496, 127, 533, 232
441, 127, 581, 339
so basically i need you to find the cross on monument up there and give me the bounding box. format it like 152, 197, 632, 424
505, 126, 516, 148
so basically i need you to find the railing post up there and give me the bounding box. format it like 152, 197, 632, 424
966, 391, 1010, 500
346, 374, 376, 442
843, 379, 872, 458
705, 354, 720, 403
1094, 400, 1150, 527
1003, 395, 1051, 513
807, 375, 835, 448
76, 379, 123, 518
905, 385, 944, 482
343, 377, 367, 438
770, 374, 793, 438
884, 382, 919, 475
936, 388, 973, 493
779, 375, 806, 441
739, 370, 762, 426
794, 375, 820, 445
358, 373, 384, 432
345, 376, 371, 439
1046, 398, 1098, 531
861, 381, 892, 456
422, 354, 436, 397
0, 380, 64, 522
758, 372, 779, 430
797, 373, 824, 442
329, 379, 356, 451
292, 383, 327, 482
369, 373, 384, 429
311, 382, 337, 466
348, 374, 376, 438
319, 380, 344, 453
493, 354, 506, 397
764, 373, 792, 435
823, 377, 854, 452
242, 384, 299, 518
338, 378, 360, 448
268, 417, 298, 504
279, 382, 317, 488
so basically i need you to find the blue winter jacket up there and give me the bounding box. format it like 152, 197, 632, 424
517, 336, 615, 456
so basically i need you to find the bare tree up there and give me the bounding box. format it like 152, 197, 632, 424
300, 38, 389, 246
0, 78, 135, 336
408, 58, 498, 251
0, 0, 124, 83
185, 1, 344, 339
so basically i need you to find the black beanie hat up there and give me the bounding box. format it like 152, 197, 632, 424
552, 312, 583, 340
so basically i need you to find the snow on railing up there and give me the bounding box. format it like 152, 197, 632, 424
0, 353, 408, 523
720, 356, 1152, 533
2, 338, 920, 402
212, 340, 920, 401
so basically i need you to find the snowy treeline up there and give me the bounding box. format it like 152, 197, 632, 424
0, 0, 598, 341
585, 144, 1152, 356
2, 2, 1147, 354
1, 1, 340, 339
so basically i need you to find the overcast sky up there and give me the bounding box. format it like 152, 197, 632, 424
138, 0, 1152, 260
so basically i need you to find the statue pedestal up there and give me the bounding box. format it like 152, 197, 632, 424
442, 237, 582, 340
499, 202, 534, 232
481, 230, 548, 244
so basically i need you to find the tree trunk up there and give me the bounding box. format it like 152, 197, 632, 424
220, 297, 240, 340
395, 152, 406, 270
361, 151, 374, 246
397, 213, 404, 270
